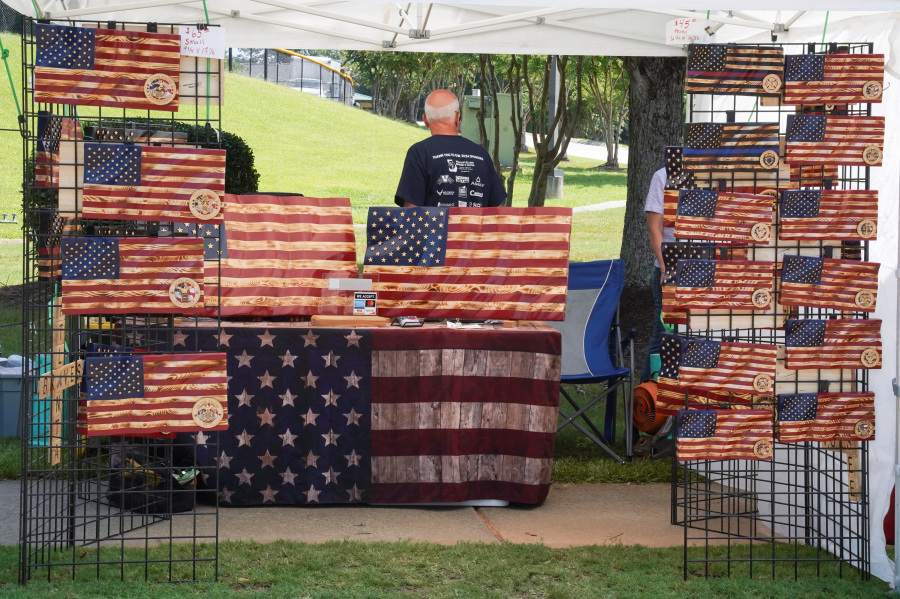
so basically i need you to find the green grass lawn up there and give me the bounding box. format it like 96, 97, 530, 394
0, 541, 886, 597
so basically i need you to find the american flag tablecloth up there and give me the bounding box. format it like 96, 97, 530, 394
177, 323, 561, 505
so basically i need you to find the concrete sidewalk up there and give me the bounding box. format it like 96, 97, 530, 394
0, 480, 685, 548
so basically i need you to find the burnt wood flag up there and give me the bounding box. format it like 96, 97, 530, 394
676, 409, 774, 461
660, 242, 717, 325
783, 53, 884, 105
37, 212, 78, 280
35, 113, 81, 188
194, 194, 359, 317
674, 260, 773, 312
363, 207, 572, 321
80, 142, 226, 223
675, 189, 774, 243
60, 237, 205, 314
685, 44, 785, 96
678, 339, 777, 396
784, 115, 885, 167
683, 122, 780, 171
784, 318, 882, 370
83, 353, 227, 436
776, 392, 875, 442
779, 189, 878, 241
180, 325, 560, 505
655, 334, 752, 414
779, 256, 879, 312
34, 24, 181, 111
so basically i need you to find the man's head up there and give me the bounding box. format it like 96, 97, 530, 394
423, 89, 460, 135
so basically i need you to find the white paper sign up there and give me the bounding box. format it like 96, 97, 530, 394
179, 26, 226, 59
665, 18, 713, 46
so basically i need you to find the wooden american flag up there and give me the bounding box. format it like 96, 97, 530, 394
784, 318, 882, 370
363, 207, 572, 321
35, 114, 81, 188
674, 260, 773, 311
685, 44, 784, 95
678, 339, 777, 396
81, 142, 226, 223
83, 353, 227, 436
776, 392, 875, 443
199, 194, 359, 317
683, 122, 780, 171
778, 189, 878, 241
779, 256, 879, 313
784, 115, 885, 167
60, 237, 205, 314
677, 409, 774, 462
34, 24, 181, 111
674, 189, 774, 243
783, 53, 884, 105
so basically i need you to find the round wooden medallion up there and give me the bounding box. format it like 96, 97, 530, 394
861, 80, 882, 100
753, 439, 773, 459
855, 420, 874, 440
759, 150, 779, 169
192, 398, 224, 429
189, 189, 222, 220
751, 289, 771, 308
854, 290, 875, 310
169, 277, 201, 309
825, 104, 836, 112
860, 347, 881, 368
143, 74, 177, 106
862, 145, 882, 166
750, 223, 770, 242
752, 374, 773, 393
856, 219, 876, 239
761, 74, 782, 94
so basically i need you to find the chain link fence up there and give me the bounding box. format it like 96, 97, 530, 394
228, 48, 355, 105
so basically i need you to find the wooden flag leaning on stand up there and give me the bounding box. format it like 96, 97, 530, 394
782, 53, 884, 105
685, 44, 784, 96
683, 122, 781, 171
674, 260, 773, 312
784, 114, 885, 167
34, 24, 181, 110
778, 189, 878, 241
779, 255, 879, 312
60, 237, 205, 314
80, 142, 226, 223
674, 189, 774, 243
676, 409, 774, 461
363, 206, 572, 321
678, 338, 777, 396
83, 353, 227, 436
197, 194, 359, 317
776, 392, 876, 442
784, 318, 882, 370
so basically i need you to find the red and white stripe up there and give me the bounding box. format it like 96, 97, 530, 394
785, 319, 882, 370
675, 261, 773, 311
785, 116, 885, 166
675, 192, 774, 243
778, 190, 878, 241
776, 392, 875, 443
678, 341, 778, 396
779, 258, 879, 312
783, 54, 884, 105
677, 409, 773, 462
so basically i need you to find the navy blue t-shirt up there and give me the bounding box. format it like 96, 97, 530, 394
394, 135, 507, 208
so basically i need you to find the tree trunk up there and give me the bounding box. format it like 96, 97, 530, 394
620, 56, 685, 288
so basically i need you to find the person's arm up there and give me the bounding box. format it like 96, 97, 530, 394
646, 211, 665, 283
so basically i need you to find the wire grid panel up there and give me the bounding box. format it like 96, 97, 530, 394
20, 18, 224, 583
672, 41, 873, 580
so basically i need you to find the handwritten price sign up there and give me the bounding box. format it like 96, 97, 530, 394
179, 26, 226, 59
665, 18, 713, 46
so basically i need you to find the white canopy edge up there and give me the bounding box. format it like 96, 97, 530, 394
0, 2, 893, 55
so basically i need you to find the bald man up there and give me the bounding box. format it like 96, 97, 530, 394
395, 89, 507, 208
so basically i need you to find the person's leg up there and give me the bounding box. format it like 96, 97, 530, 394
640, 266, 664, 381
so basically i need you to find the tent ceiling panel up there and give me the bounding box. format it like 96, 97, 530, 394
3, 1, 894, 55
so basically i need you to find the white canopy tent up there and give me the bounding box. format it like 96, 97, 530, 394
5, 0, 900, 586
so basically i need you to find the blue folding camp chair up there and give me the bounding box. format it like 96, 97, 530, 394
549, 259, 634, 464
